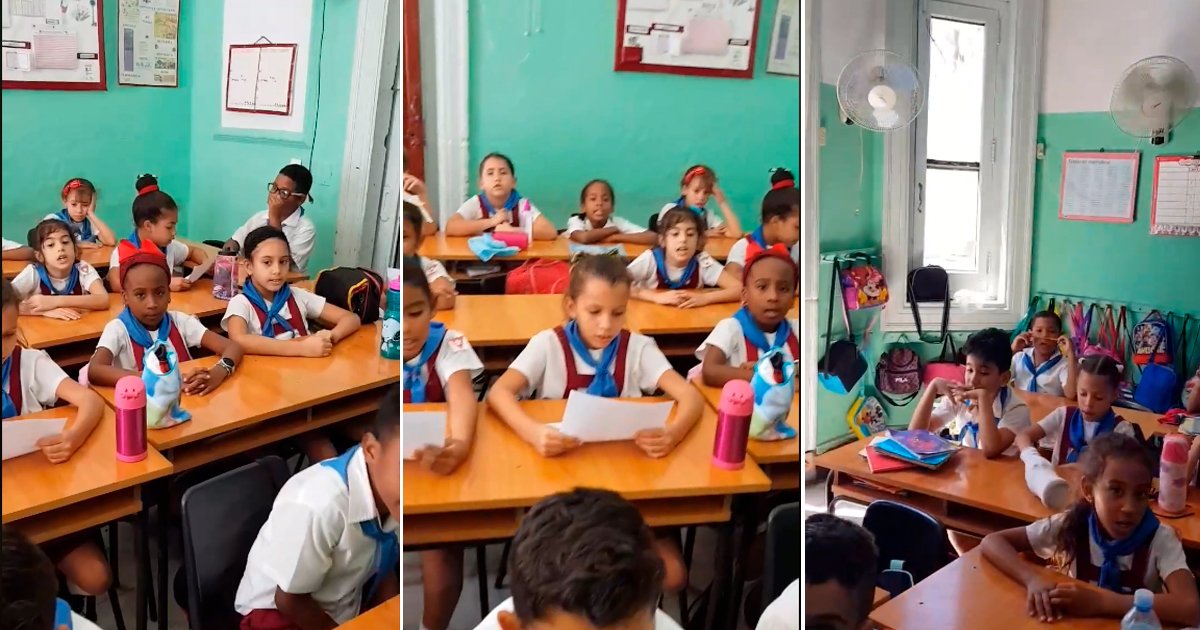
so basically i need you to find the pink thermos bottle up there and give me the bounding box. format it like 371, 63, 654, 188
1159, 434, 1189, 514
114, 376, 147, 463
712, 380, 754, 471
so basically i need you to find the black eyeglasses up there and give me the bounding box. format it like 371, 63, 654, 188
268, 182, 306, 200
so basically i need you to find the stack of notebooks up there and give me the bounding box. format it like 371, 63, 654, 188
862, 430, 960, 473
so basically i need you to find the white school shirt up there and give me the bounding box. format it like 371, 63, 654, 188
627, 250, 725, 290
473, 597, 684, 630
658, 203, 724, 228
696, 317, 800, 366
405, 328, 484, 393
71, 612, 104, 630
1038, 406, 1136, 464
234, 447, 400, 624
509, 329, 673, 399
1010, 348, 1070, 396
725, 238, 801, 268
755, 579, 799, 630
454, 196, 545, 226
109, 239, 191, 275
564, 215, 646, 236
417, 256, 453, 286
222, 287, 326, 341
3, 347, 69, 416
96, 312, 209, 371
10, 262, 102, 298
43, 212, 100, 243
1026, 512, 1190, 592
2, 237, 21, 251
230, 209, 318, 273
929, 385, 1031, 455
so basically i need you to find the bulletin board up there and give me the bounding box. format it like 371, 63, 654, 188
615, 0, 762, 79
1, 0, 106, 90
116, 0, 179, 88
1150, 155, 1200, 237
224, 43, 296, 116
1058, 151, 1140, 223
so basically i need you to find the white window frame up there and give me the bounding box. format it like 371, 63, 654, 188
880, 0, 1042, 332
801, 0, 820, 451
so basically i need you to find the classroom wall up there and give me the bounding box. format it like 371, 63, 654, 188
466, 0, 800, 229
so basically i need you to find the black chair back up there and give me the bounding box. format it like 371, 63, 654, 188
762, 502, 800, 605
862, 500, 949, 596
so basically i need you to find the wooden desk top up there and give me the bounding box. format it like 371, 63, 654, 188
434, 295, 567, 347
624, 298, 799, 336
402, 400, 771, 515
873, 587, 889, 610
335, 597, 399, 630
3, 245, 114, 279
695, 384, 799, 465
418, 235, 737, 262
2, 407, 173, 524
870, 548, 1181, 629
91, 323, 400, 450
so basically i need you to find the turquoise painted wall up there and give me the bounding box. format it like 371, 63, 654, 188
467, 0, 799, 228
818, 83, 884, 252
1, 0, 192, 242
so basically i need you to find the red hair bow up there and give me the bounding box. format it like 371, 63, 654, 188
62, 179, 83, 196
682, 166, 708, 184
742, 242, 798, 284
117, 238, 170, 286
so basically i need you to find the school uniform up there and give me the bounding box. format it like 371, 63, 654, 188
230, 209, 317, 273
403, 325, 483, 403
110, 239, 190, 275
454, 194, 544, 228
928, 385, 1031, 454
508, 327, 673, 399
97, 311, 208, 371
726, 234, 800, 268
404, 192, 432, 223
564, 215, 646, 237
2, 237, 22, 251
222, 286, 326, 341
2, 346, 69, 418
415, 256, 452, 287
1037, 406, 1136, 465
658, 202, 724, 228
472, 597, 684, 630
10, 262, 102, 298
43, 211, 100, 243
696, 316, 800, 366
234, 446, 400, 625
1183, 366, 1199, 408
627, 250, 724, 290
52, 600, 104, 630
1011, 348, 1070, 396
754, 579, 799, 630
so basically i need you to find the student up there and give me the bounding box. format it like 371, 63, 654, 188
981, 433, 1200, 626
628, 206, 741, 308
3, 237, 36, 261
1184, 365, 1200, 414
473, 488, 683, 630
108, 175, 207, 292
88, 242, 242, 394
225, 164, 319, 274
444, 153, 557, 240
1011, 310, 1078, 399
0, 527, 105, 630
1015, 356, 1133, 466
401, 259, 483, 630
804, 514, 878, 630
3, 278, 110, 597
402, 202, 456, 311
698, 245, 799, 387
725, 168, 800, 276
565, 179, 656, 245
656, 165, 741, 237
44, 178, 116, 248
12, 219, 108, 320
404, 172, 438, 235
234, 390, 400, 629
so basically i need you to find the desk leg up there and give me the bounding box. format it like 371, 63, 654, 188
156, 479, 170, 630
136, 508, 149, 630
725, 494, 760, 630
703, 517, 734, 630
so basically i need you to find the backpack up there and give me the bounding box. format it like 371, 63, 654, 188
314, 267, 383, 324
906, 266, 950, 343
876, 347, 922, 406
505, 259, 570, 295
818, 260, 869, 395
1133, 310, 1173, 367
839, 253, 888, 310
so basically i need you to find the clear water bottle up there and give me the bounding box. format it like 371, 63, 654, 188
1121, 589, 1161, 630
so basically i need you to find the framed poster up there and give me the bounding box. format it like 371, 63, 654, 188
767, 0, 799, 76
615, 0, 762, 79
1058, 152, 1140, 223
117, 0, 179, 87
2, 0, 106, 90
223, 43, 297, 116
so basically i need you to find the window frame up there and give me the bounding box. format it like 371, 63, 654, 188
800, 0, 819, 451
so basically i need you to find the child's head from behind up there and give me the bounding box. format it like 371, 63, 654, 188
27, 219, 77, 275
270, 164, 313, 216
243, 226, 292, 294
2, 279, 20, 362
962, 328, 1012, 392
132, 174, 179, 248
1029, 310, 1063, 357
363, 387, 401, 522
1077, 355, 1121, 420
1074, 433, 1154, 545
657, 206, 705, 267
805, 513, 879, 630
679, 165, 716, 208
1, 526, 60, 630
60, 178, 96, 222
120, 253, 171, 330
401, 202, 425, 258
565, 256, 631, 351
742, 249, 798, 329
401, 259, 433, 361
479, 153, 516, 200
579, 180, 615, 226
499, 488, 664, 630
763, 168, 800, 248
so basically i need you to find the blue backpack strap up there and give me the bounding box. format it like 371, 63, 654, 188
319, 447, 399, 601
55, 598, 74, 630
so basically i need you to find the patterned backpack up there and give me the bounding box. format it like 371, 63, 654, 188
1132, 310, 1173, 367
876, 347, 922, 406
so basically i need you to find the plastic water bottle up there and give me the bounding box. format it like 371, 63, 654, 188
1121, 589, 1161, 630
212, 247, 239, 301
380, 278, 402, 360
1159, 434, 1189, 514
712, 380, 754, 470
114, 376, 147, 463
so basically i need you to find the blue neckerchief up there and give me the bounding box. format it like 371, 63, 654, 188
749, 226, 767, 249
734, 307, 789, 355
404, 322, 446, 403
118, 307, 173, 361
242, 280, 295, 339
959, 388, 1010, 446
2, 355, 16, 419
55, 598, 73, 630
35, 263, 80, 296
1065, 407, 1118, 464
57, 209, 94, 243
651, 247, 698, 289
674, 196, 706, 217
129, 230, 142, 248
1089, 508, 1159, 593
1021, 349, 1063, 393
480, 191, 522, 216
563, 320, 620, 398
320, 446, 399, 602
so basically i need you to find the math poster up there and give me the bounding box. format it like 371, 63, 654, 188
1, 0, 106, 90
616, 0, 762, 79
117, 0, 178, 87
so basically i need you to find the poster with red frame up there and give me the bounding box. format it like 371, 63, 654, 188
614, 0, 762, 80
2, 0, 106, 91
223, 43, 297, 117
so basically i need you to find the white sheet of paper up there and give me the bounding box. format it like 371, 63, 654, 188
185, 255, 217, 283
403, 412, 447, 460
2, 418, 68, 461
557, 391, 673, 443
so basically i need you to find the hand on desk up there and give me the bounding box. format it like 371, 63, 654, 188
494, 222, 521, 233
635, 427, 681, 459
1026, 574, 1062, 622
654, 290, 688, 307
533, 424, 580, 458
182, 365, 228, 396
678, 292, 712, 309
41, 307, 83, 321
416, 438, 469, 475
170, 277, 193, 292
1048, 582, 1103, 619
35, 429, 84, 464
298, 331, 334, 358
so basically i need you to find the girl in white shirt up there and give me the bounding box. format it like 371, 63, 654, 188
628, 206, 741, 308
1011, 310, 1078, 398
44, 177, 116, 248
657, 164, 741, 237
565, 179, 656, 245
402, 202, 455, 310
108, 174, 207, 292
12, 219, 108, 320
1015, 356, 1133, 466
444, 153, 558, 240
725, 168, 800, 276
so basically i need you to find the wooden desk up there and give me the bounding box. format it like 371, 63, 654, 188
3, 245, 114, 279
419, 235, 736, 262
335, 597, 399, 630
873, 587, 890, 610
1017, 390, 1171, 439
695, 384, 799, 490
625, 298, 799, 336
433, 295, 567, 347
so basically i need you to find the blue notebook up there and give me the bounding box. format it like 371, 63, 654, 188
872, 439, 955, 470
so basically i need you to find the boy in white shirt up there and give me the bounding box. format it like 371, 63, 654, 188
225, 164, 319, 273
0, 527, 106, 630
1010, 310, 1077, 398
804, 514, 878, 630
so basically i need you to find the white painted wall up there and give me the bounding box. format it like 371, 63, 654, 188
819, 0, 886, 84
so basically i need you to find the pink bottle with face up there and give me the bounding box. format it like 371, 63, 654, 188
712, 380, 754, 471
114, 376, 148, 463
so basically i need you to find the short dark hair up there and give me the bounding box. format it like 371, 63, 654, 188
1079, 354, 1122, 389
579, 179, 615, 205
2, 278, 19, 310
402, 201, 424, 234
370, 387, 400, 441
806, 514, 878, 626
243, 226, 290, 259
1, 526, 60, 630
566, 255, 631, 300
132, 174, 178, 227
657, 205, 708, 251
1030, 310, 1063, 332
762, 168, 800, 222
963, 327, 1013, 371
279, 164, 314, 196
479, 152, 515, 176
509, 488, 664, 626
402, 259, 432, 304
61, 177, 96, 200
27, 218, 73, 250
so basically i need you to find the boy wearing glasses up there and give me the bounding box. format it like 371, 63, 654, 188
226, 164, 318, 273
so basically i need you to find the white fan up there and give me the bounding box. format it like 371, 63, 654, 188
1110, 56, 1198, 145
837, 49, 925, 132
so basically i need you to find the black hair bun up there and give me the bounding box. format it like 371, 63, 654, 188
135, 173, 159, 192
770, 168, 795, 185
